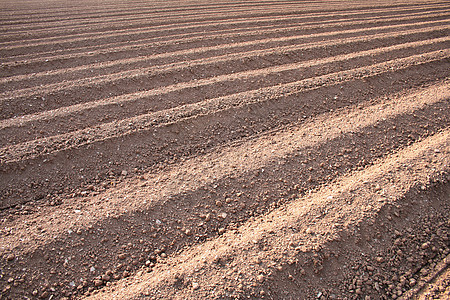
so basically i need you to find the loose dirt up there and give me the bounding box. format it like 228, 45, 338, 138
0, 0, 449, 299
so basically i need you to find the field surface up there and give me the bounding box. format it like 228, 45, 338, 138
0, 0, 449, 299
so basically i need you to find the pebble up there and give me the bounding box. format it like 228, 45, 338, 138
118, 253, 127, 260
192, 282, 199, 290
218, 228, 226, 235
93, 279, 103, 286
257, 274, 265, 283
121, 170, 128, 176
101, 274, 111, 281
421, 242, 430, 250
6, 253, 15, 261
375, 257, 384, 263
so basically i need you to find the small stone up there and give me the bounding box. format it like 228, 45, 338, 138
6, 253, 15, 261
94, 279, 103, 286
421, 242, 430, 250
101, 274, 111, 281
218, 228, 226, 235
257, 274, 265, 283
184, 229, 192, 236
118, 253, 127, 260
192, 282, 199, 290
306, 228, 314, 234
123, 271, 130, 277
215, 200, 223, 207
375, 257, 384, 263
121, 170, 128, 176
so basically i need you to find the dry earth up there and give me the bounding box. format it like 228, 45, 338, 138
0, 0, 449, 299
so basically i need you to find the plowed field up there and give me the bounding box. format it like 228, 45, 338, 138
0, 0, 449, 299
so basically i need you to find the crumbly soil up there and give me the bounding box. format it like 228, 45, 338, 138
0, 0, 449, 299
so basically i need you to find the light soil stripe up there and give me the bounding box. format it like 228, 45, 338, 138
0, 50, 448, 163
1, 24, 447, 87
1, 10, 447, 71
2, 3, 446, 39
0, 4, 334, 29
1, 25, 448, 90
2, 7, 447, 46
1, 82, 447, 253
1, 0, 434, 21
0, 2, 314, 22
1, 0, 295, 16
3, 16, 447, 67
3, 1, 445, 30
1, 20, 448, 101
2, 12, 448, 54
0, 2, 404, 25
0, 1, 305, 20
2, 35, 448, 130
92, 128, 450, 300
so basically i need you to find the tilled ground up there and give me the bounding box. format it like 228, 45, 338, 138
0, 0, 449, 299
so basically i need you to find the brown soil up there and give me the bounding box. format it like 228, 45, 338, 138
0, 0, 449, 299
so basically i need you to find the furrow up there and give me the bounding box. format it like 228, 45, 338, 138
1, 1, 450, 299
0, 1, 430, 27
1, 12, 448, 86
2, 12, 448, 60
0, 1, 307, 21
0, 82, 447, 245
1, 35, 448, 146
2, 0, 439, 23
0, 52, 448, 209
89, 129, 449, 300
2, 19, 447, 75
2, 13, 449, 59
0, 3, 306, 26
0, 5, 446, 53
0, 83, 448, 299
1, 6, 447, 44
0, 49, 450, 163
1, 20, 448, 105
1, 50, 448, 163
